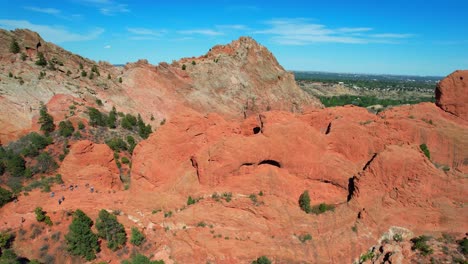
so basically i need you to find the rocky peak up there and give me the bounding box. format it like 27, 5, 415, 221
435, 70, 468, 121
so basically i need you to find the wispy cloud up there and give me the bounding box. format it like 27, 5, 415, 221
104, 45, 111, 49
23, 6, 61, 15
216, 24, 249, 31
254, 18, 413, 45
178, 29, 223, 36
371, 33, 414, 38
0, 19, 104, 43
127, 27, 166, 37
79, 0, 129, 15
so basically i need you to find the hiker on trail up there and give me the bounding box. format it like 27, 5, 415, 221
21, 217, 25, 223
90, 186, 94, 193
62, 196, 65, 201
50, 192, 55, 197
69, 185, 74, 191
58, 199, 62, 205
74, 184, 78, 189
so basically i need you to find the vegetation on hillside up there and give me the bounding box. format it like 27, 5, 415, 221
319, 95, 434, 108
95, 209, 127, 251
65, 209, 100, 261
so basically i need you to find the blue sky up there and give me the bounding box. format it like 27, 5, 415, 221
1, 0, 467, 76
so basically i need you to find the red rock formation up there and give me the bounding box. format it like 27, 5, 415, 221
59, 140, 122, 190
436, 70, 468, 121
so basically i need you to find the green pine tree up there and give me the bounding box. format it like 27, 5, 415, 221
10, 39, 20, 54
95, 209, 127, 251
38, 103, 55, 135
65, 210, 100, 261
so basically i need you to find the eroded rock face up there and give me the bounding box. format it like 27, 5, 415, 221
436, 70, 468, 120
59, 140, 122, 190
0, 29, 321, 144
128, 102, 467, 263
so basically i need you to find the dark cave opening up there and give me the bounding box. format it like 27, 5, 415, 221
258, 160, 281, 168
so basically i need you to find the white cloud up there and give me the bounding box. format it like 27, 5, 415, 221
254, 18, 413, 45
78, 0, 129, 15
23, 6, 61, 15
104, 45, 111, 49
371, 33, 414, 38
177, 29, 223, 36
127, 27, 166, 37
0, 19, 104, 43
216, 24, 249, 30
337, 27, 373, 33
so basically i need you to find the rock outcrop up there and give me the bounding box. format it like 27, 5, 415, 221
436, 70, 468, 121
0, 29, 321, 144
0, 28, 467, 264
59, 140, 122, 190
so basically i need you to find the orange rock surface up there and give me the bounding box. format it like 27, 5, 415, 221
0, 28, 467, 263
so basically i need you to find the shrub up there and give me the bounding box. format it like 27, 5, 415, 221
411, 235, 433, 256
181, 64, 186, 70
222, 192, 232, 202
119, 77, 122, 83
298, 233, 312, 243
121, 157, 130, 164
38, 103, 55, 135
0, 249, 19, 263
122, 254, 165, 264
9, 132, 52, 157
0, 187, 13, 208
121, 114, 137, 130
393, 233, 403, 242
66, 70, 72, 76
251, 256, 272, 264
38, 71, 46, 79
78, 121, 85, 130
458, 237, 468, 255
87, 107, 107, 127
96, 209, 127, 251
187, 196, 196, 206
34, 207, 52, 226
10, 39, 20, 53
106, 138, 128, 152
107, 73, 111, 79
106, 106, 117, 129
0, 232, 13, 249
73, 131, 82, 139
126, 136, 136, 153
65, 209, 100, 260
79, 63, 83, 69
4, 152, 26, 177
137, 114, 152, 139
89, 72, 94, 79
249, 193, 258, 204
58, 120, 75, 137
20, 52, 27, 61
34, 152, 57, 174
91, 65, 100, 76
197, 221, 206, 227
298, 190, 311, 213
310, 203, 335, 215
191, 61, 196, 65
420, 144, 430, 159
8, 72, 13, 78
81, 70, 87, 77
35, 52, 47, 66
130, 227, 145, 246
360, 250, 375, 262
